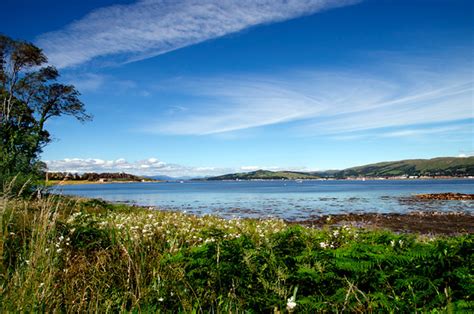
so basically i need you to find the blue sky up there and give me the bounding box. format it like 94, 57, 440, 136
2, 0, 473, 177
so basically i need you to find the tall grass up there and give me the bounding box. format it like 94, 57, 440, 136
1, 189, 472, 312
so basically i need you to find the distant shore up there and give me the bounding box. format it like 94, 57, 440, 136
202, 176, 474, 182
49, 176, 474, 185
47, 179, 160, 186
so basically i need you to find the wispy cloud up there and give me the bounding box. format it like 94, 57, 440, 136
44, 158, 315, 177
36, 0, 359, 68
329, 122, 473, 140
378, 124, 472, 138
144, 59, 473, 136
63, 73, 106, 92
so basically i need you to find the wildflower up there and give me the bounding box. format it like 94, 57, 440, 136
320, 242, 328, 248
287, 296, 297, 311
158, 297, 164, 302
390, 240, 395, 247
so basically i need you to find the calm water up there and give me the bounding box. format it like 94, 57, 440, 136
53, 179, 474, 220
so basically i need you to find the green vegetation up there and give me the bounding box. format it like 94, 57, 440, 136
335, 157, 474, 178
1, 193, 472, 312
46, 172, 157, 185
205, 157, 474, 180
0, 34, 90, 193
205, 170, 321, 180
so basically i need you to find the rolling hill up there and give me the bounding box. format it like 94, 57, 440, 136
333, 157, 474, 178
204, 157, 474, 180
205, 170, 321, 180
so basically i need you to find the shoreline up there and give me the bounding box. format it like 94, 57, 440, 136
204, 177, 474, 181
51, 192, 474, 235
289, 211, 474, 235
47, 179, 160, 186
113, 198, 474, 235
48, 177, 474, 186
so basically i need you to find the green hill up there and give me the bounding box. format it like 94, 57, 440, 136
334, 157, 474, 178
206, 170, 320, 180
205, 157, 474, 180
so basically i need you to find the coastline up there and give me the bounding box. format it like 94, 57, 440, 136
290, 211, 474, 235
97, 195, 474, 235
46, 179, 160, 186
206, 177, 474, 182
48, 177, 474, 186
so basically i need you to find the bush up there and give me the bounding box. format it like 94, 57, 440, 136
1, 195, 472, 312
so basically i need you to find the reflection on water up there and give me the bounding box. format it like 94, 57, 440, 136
53, 179, 474, 221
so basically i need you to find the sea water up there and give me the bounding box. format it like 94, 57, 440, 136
53, 179, 474, 220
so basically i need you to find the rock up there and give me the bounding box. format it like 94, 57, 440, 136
414, 193, 474, 200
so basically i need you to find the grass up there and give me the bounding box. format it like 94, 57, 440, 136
1, 193, 473, 312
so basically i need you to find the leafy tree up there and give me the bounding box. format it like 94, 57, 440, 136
0, 34, 91, 192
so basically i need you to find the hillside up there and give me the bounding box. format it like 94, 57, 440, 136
205, 157, 474, 180
334, 157, 474, 178
206, 170, 321, 180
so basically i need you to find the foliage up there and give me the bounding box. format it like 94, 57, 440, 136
47, 171, 153, 182
1, 195, 472, 312
206, 170, 321, 180
0, 34, 91, 194
334, 156, 474, 178
205, 157, 474, 180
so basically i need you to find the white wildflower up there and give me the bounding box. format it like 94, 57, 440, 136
287, 296, 297, 311
320, 242, 328, 248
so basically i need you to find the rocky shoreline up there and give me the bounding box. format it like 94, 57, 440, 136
414, 193, 474, 200
292, 211, 474, 235
292, 193, 474, 235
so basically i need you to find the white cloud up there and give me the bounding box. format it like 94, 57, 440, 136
65, 73, 105, 92
44, 158, 317, 177
379, 124, 472, 138
240, 166, 260, 171
36, 0, 359, 68
328, 123, 473, 141
458, 150, 474, 158
144, 61, 473, 136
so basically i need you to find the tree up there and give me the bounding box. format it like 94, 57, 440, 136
0, 34, 91, 191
